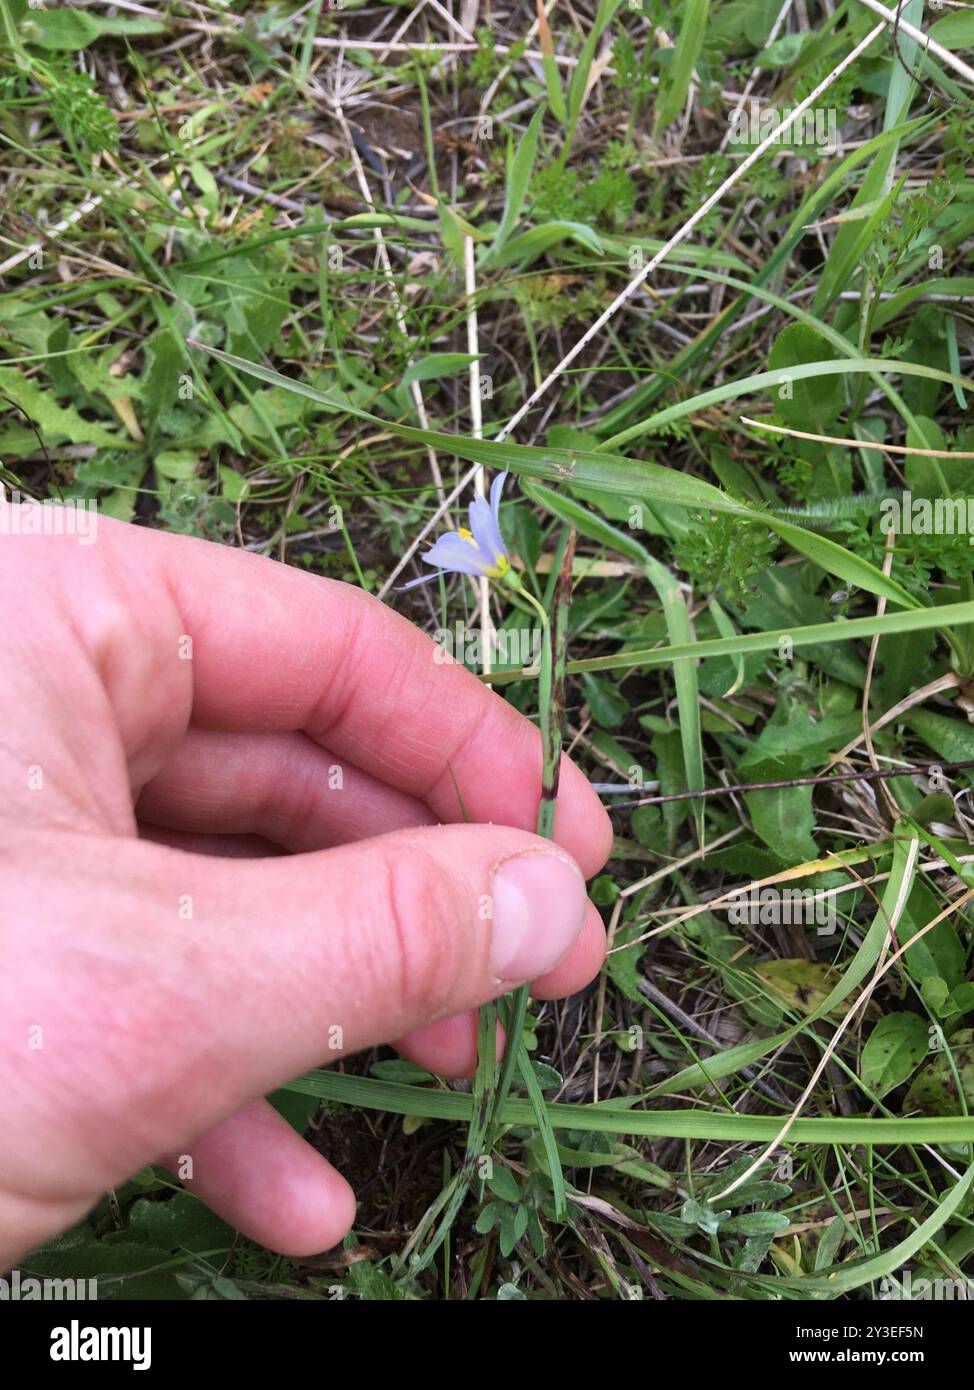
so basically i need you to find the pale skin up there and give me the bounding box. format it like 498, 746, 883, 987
0, 511, 612, 1268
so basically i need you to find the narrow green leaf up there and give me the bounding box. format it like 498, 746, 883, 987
488, 602, 974, 685
191, 345, 924, 611
485, 106, 545, 265
655, 0, 709, 130
286, 1071, 974, 1144
525, 481, 704, 829
602, 358, 974, 453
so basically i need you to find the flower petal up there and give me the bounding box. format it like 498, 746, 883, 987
422, 532, 490, 576
398, 571, 443, 592
469, 481, 506, 564
489, 470, 508, 520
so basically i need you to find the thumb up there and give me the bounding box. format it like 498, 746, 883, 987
200, 823, 589, 1072
76, 825, 591, 1164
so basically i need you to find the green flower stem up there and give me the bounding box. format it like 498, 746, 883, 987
409, 545, 573, 1269
482, 573, 551, 1146
486, 545, 574, 1218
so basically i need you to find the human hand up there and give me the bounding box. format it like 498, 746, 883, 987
0, 508, 612, 1266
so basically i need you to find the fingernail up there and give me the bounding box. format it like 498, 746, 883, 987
490, 852, 587, 981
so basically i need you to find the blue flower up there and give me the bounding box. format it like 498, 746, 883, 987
422, 471, 512, 581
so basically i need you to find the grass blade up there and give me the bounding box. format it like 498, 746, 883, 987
484, 106, 545, 267
485, 599, 974, 684
286, 1071, 974, 1144
655, 0, 709, 130
190, 343, 926, 610
524, 480, 705, 835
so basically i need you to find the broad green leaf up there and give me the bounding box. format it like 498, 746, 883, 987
738, 707, 861, 780
756, 32, 811, 67
922, 974, 950, 1016
401, 353, 479, 388
897, 881, 966, 992
861, 1013, 929, 1097
218, 464, 248, 503
752, 959, 842, 1017
581, 673, 628, 728
945, 983, 974, 1019
21, 8, 100, 48
905, 1030, 974, 1117
930, 11, 974, 48
768, 324, 843, 428
218, 255, 291, 359
85, 15, 167, 39
154, 450, 198, 481
474, 1202, 502, 1233
746, 784, 817, 862
485, 1166, 521, 1203
723, 1211, 789, 1237
188, 161, 219, 211
0, 367, 132, 449
907, 709, 974, 770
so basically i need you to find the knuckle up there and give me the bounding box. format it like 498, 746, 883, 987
261, 743, 320, 847
379, 847, 465, 1020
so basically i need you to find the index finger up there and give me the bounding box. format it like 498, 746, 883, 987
103, 519, 614, 877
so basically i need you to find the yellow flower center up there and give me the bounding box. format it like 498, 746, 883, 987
458, 527, 509, 579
